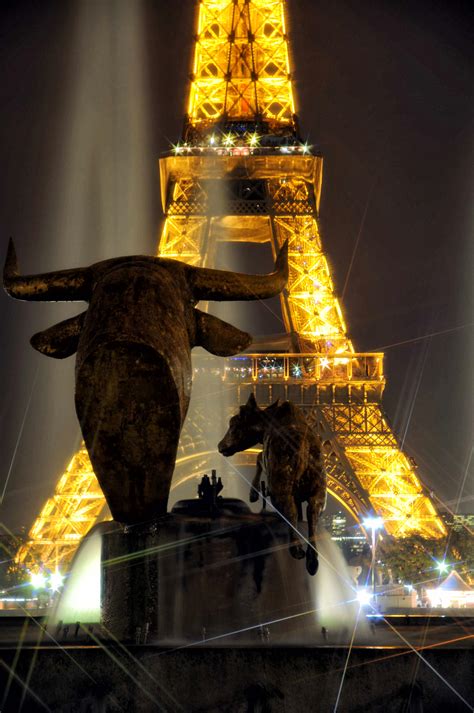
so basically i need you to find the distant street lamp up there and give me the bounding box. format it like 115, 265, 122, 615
362, 516, 384, 603
49, 569, 64, 593
30, 571, 47, 590
436, 560, 449, 575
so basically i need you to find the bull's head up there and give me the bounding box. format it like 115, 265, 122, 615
3, 239, 288, 524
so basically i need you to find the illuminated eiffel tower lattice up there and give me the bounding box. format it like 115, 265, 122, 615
17, 0, 446, 572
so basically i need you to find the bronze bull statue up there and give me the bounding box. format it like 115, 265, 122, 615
3, 239, 288, 524
218, 394, 326, 575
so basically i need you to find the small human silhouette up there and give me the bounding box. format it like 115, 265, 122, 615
198, 471, 224, 506
198, 474, 212, 500
321, 626, 328, 641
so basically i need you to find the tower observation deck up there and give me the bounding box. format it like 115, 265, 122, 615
17, 0, 446, 572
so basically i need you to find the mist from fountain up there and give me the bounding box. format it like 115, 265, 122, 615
313, 530, 368, 638
49, 526, 102, 626
49, 0, 154, 266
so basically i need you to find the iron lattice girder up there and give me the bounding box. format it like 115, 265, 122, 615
321, 404, 398, 447
158, 155, 323, 212
217, 359, 444, 538
159, 154, 351, 351
16, 447, 108, 570
188, 0, 295, 125
166, 178, 315, 216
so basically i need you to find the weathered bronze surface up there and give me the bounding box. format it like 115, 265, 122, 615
218, 393, 326, 574
3, 239, 288, 523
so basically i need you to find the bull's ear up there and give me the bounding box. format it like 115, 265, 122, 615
30, 311, 87, 359
194, 309, 252, 356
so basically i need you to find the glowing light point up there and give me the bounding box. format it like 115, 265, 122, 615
320, 357, 330, 370
436, 560, 449, 575
49, 569, 64, 592
30, 571, 46, 589
248, 132, 260, 147
362, 516, 384, 531
223, 132, 235, 147
209, 134, 216, 145
357, 589, 371, 606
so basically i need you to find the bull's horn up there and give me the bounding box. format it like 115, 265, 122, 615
187, 240, 288, 301
3, 238, 91, 302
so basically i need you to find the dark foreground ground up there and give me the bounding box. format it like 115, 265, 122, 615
0, 616, 472, 712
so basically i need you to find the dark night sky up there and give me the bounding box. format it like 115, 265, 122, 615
0, 0, 472, 533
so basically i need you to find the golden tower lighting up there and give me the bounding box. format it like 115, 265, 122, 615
17, 0, 446, 572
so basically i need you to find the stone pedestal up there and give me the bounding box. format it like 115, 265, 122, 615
100, 498, 316, 645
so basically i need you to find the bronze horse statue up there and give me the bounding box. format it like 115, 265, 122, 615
4, 239, 288, 524
218, 393, 326, 575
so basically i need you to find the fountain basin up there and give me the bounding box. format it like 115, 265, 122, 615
51, 500, 318, 645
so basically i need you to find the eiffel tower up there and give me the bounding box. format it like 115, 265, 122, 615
17, 0, 446, 572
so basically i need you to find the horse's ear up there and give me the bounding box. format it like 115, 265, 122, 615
263, 399, 281, 424
265, 398, 280, 414
246, 392, 257, 409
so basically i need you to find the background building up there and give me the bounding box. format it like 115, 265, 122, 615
321, 510, 368, 562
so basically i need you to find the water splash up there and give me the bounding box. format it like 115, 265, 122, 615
49, 526, 102, 625
313, 530, 367, 635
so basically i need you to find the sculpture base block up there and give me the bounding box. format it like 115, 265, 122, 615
99, 500, 316, 644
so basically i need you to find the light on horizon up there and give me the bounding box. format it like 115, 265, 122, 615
436, 560, 449, 575
49, 570, 64, 592
357, 589, 371, 606
362, 516, 384, 531
30, 571, 47, 590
